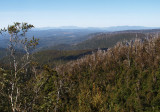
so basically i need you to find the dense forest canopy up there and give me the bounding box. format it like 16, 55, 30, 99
0, 23, 160, 111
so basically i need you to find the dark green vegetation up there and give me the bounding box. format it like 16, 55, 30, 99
1, 23, 160, 111
43, 37, 160, 111
0, 48, 100, 68
0, 22, 39, 112
0, 48, 7, 59
34, 49, 94, 67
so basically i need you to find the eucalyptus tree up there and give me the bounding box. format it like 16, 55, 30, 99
0, 22, 39, 112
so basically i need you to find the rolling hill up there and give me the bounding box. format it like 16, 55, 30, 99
1, 27, 160, 111
49, 32, 146, 50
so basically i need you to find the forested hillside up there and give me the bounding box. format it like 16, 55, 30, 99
1, 0, 160, 111
33, 49, 94, 67
50, 33, 146, 50
1, 32, 147, 67
73, 32, 145, 50
53, 36, 160, 111
0, 49, 103, 68
1, 32, 160, 111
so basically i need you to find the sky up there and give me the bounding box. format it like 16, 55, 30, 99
0, 0, 160, 28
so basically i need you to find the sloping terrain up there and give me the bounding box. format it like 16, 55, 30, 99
53, 36, 160, 111
51, 32, 146, 50
1, 30, 160, 111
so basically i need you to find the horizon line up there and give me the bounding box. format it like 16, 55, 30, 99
34, 25, 160, 29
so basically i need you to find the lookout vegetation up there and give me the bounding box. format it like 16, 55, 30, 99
0, 23, 160, 112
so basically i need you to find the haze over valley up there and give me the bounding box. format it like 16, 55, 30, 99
1, 0, 160, 112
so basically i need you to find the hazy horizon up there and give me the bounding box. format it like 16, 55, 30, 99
1, 0, 160, 28
35, 25, 159, 29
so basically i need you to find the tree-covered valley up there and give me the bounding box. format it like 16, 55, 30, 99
0, 22, 160, 112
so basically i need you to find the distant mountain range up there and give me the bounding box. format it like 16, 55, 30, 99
0, 27, 160, 50
35, 26, 159, 31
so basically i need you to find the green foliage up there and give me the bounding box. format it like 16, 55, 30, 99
0, 68, 12, 112
33, 49, 93, 67
53, 37, 160, 111
0, 22, 39, 112
1, 23, 160, 111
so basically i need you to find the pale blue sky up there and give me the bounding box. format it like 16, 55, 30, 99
0, 0, 160, 28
